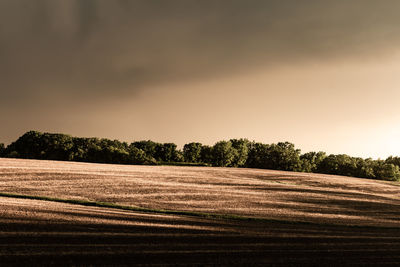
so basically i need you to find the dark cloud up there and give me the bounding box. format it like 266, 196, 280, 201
1, 0, 400, 107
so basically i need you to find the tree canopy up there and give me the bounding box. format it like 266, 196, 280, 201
2, 131, 399, 182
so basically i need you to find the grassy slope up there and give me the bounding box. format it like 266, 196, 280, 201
1, 192, 400, 266
0, 158, 399, 227
1, 158, 400, 265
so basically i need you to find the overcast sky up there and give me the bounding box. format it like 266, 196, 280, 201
1, 0, 400, 158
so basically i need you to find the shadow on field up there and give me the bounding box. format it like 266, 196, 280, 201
249, 185, 394, 200
1, 197, 400, 266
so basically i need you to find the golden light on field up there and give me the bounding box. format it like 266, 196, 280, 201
2, 3, 400, 265
1, 158, 399, 227
1, 158, 400, 265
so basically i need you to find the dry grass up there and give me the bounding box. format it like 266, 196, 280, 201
1, 194, 400, 266
1, 158, 400, 265
1, 158, 399, 227
0, 185, 400, 266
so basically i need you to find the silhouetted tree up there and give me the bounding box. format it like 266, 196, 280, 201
0, 143, 5, 157
5, 131, 74, 160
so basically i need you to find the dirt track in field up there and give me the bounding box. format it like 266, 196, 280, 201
1, 158, 400, 265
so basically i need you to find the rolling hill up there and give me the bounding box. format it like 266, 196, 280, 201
1, 158, 400, 265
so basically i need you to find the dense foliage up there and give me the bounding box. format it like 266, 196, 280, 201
2, 131, 400, 181
0, 143, 5, 157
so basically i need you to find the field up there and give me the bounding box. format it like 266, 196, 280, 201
1, 158, 400, 266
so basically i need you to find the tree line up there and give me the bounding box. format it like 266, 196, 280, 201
0, 131, 399, 181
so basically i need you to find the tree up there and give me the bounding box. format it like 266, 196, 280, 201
246, 142, 270, 168
356, 158, 376, 179
42, 133, 74, 160
200, 145, 213, 164
0, 143, 5, 157
385, 156, 400, 168
128, 146, 156, 165
263, 142, 302, 171
317, 154, 362, 177
300, 151, 326, 172
212, 141, 237, 167
230, 138, 250, 167
373, 161, 400, 181
131, 140, 158, 159
155, 143, 179, 162
71, 137, 91, 162
4, 131, 74, 160
5, 130, 42, 159
246, 142, 302, 171
82, 138, 132, 164
183, 142, 203, 163
174, 150, 185, 162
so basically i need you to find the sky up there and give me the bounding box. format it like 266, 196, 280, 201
1, 0, 400, 159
